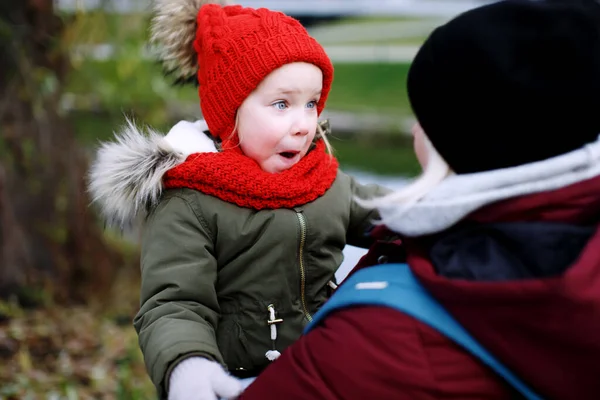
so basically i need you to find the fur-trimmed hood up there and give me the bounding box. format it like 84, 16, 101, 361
87, 119, 217, 228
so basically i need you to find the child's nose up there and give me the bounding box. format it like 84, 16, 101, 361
292, 118, 311, 136
294, 127, 309, 136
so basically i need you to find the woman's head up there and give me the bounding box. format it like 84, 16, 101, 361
361, 0, 600, 213
407, 0, 600, 174
150, 0, 334, 154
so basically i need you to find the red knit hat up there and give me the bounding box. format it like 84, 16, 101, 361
150, 1, 333, 148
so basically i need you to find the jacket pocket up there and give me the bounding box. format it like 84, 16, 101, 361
217, 317, 254, 372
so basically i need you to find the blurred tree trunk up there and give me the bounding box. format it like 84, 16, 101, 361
0, 0, 121, 305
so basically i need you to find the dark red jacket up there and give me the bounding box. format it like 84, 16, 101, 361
240, 176, 600, 400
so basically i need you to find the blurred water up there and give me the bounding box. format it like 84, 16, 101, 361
337, 170, 409, 282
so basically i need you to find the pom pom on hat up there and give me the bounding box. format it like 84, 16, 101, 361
149, 0, 231, 83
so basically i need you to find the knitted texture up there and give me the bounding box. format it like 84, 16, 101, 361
194, 4, 334, 148
163, 140, 339, 209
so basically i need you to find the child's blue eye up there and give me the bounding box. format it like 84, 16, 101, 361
306, 101, 317, 109
273, 101, 287, 110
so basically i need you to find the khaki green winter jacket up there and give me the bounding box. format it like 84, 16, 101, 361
87, 119, 390, 399
135, 170, 388, 398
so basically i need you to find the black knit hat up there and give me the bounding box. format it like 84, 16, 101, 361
407, 0, 600, 174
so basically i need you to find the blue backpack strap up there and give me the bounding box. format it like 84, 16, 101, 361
304, 263, 543, 400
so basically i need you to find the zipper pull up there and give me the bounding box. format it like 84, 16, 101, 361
266, 304, 282, 361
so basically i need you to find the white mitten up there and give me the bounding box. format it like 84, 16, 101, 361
163, 120, 218, 156
168, 357, 243, 400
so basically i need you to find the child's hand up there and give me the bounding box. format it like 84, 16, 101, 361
169, 357, 243, 400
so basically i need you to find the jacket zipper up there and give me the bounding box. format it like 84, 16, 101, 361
295, 209, 312, 322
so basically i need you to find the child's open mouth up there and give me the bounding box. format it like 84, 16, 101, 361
279, 151, 299, 159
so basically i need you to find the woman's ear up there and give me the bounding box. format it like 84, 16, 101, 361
412, 123, 429, 169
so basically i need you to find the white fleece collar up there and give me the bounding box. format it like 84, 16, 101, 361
379, 135, 600, 237
162, 119, 217, 155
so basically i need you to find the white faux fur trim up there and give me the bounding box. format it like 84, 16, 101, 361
87, 119, 217, 228
380, 135, 600, 237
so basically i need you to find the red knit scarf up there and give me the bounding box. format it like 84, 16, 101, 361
162, 140, 339, 209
